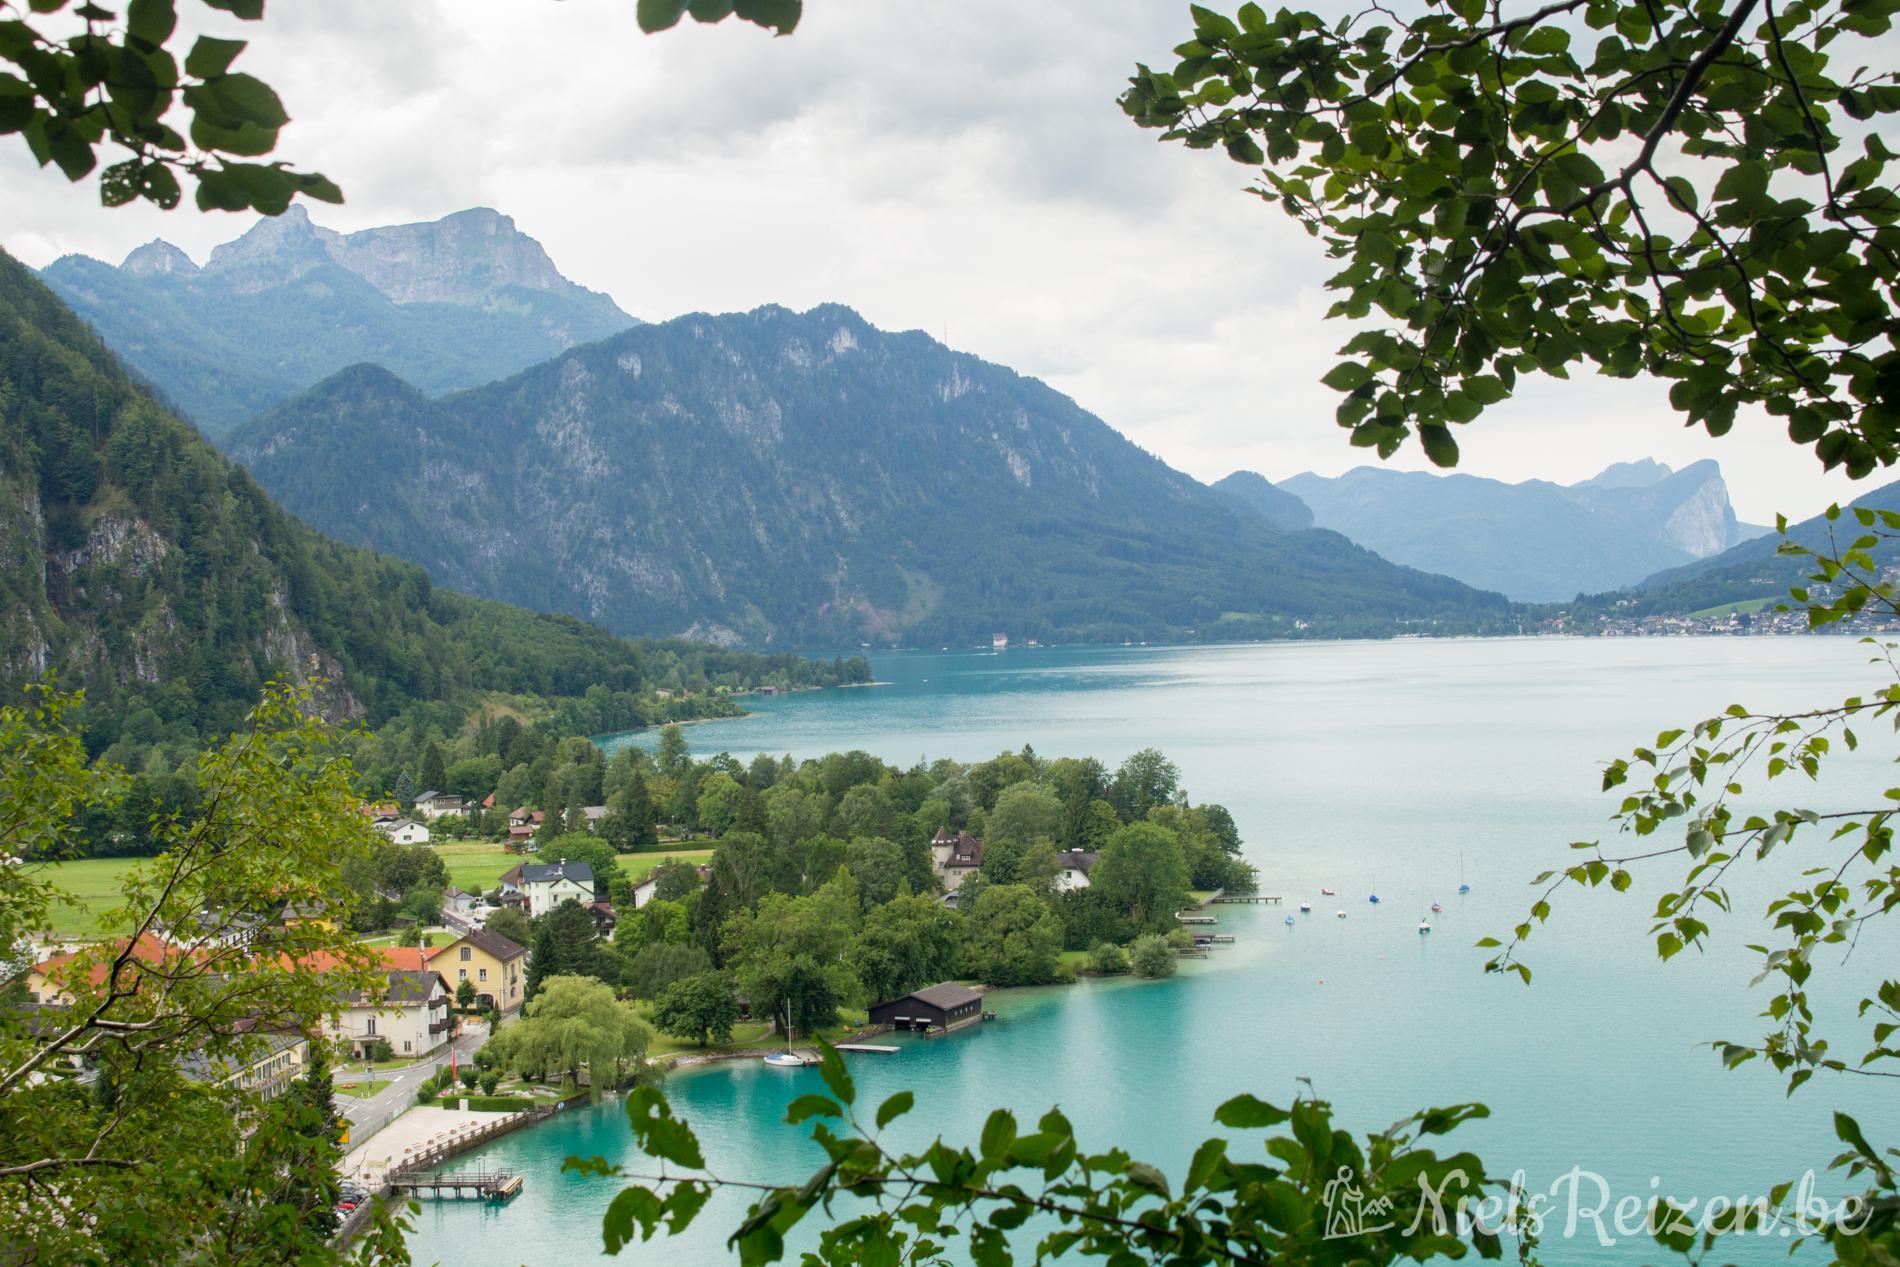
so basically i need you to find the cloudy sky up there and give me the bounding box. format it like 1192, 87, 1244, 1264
0, 0, 1870, 523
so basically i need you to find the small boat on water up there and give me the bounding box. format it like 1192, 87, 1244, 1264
1320, 887, 1336, 896
1368, 894, 1380, 905
1417, 920, 1432, 934
1431, 902, 1443, 914
1285, 915, 1295, 926
762, 1052, 811, 1068
1298, 901, 1312, 913
1335, 909, 1347, 919
1458, 883, 1471, 894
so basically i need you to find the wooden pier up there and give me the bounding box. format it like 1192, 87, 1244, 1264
1211, 895, 1281, 905
834, 1043, 899, 1054
390, 1169, 523, 1200
1175, 913, 1217, 925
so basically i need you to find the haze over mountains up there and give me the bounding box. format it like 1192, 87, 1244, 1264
37, 206, 636, 435
1225, 462, 1772, 601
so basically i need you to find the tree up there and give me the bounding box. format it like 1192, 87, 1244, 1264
625, 942, 712, 1000
525, 899, 601, 998
842, 837, 908, 909
456, 977, 478, 1010
650, 971, 741, 1047
650, 860, 701, 903
1122, 1, 1899, 478
849, 893, 961, 1004
1090, 823, 1191, 932
764, 783, 828, 853
986, 782, 1064, 846
657, 724, 690, 777
0, 684, 405, 1265
695, 771, 744, 836
1086, 941, 1129, 976
603, 771, 660, 851
958, 884, 1064, 988
540, 832, 620, 894
419, 741, 447, 794
1109, 749, 1179, 822
723, 876, 861, 1039
1128, 934, 1177, 980
487, 975, 649, 1093
484, 906, 532, 950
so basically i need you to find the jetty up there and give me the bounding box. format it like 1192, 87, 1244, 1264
835, 1043, 899, 1054
1211, 895, 1281, 905
1174, 912, 1217, 925
390, 1169, 523, 1200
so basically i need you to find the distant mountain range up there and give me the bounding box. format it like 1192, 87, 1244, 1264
1224, 462, 1772, 601
37, 207, 636, 435
225, 303, 1510, 647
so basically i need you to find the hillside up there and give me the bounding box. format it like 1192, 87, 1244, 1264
226, 305, 1510, 647
1278, 461, 1768, 601
1591, 479, 1900, 615
1210, 471, 1314, 530
0, 251, 860, 746
37, 207, 636, 437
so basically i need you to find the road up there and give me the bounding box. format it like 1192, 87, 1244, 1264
335, 1020, 491, 1144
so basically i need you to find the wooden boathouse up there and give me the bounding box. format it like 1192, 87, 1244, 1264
868, 982, 983, 1034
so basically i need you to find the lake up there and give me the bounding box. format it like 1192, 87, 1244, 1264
408, 637, 1899, 1265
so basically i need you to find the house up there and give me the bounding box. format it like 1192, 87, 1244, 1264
372, 818, 431, 845
930, 828, 984, 892
517, 860, 596, 917
362, 802, 402, 822
181, 1031, 309, 1102
586, 900, 617, 935
1053, 850, 1099, 893
430, 928, 528, 1014
412, 791, 465, 820
327, 969, 452, 1060
580, 805, 608, 831
507, 807, 544, 829
27, 933, 194, 1006
629, 874, 659, 910
868, 982, 984, 1034
280, 899, 340, 931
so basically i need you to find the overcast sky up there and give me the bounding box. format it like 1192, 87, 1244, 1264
0, 0, 1872, 523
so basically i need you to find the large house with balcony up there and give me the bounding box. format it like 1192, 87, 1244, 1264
430, 928, 528, 1014
327, 968, 452, 1060
499, 859, 596, 917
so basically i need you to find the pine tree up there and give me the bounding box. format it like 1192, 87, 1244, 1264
537, 777, 565, 843
419, 742, 446, 792
624, 770, 658, 848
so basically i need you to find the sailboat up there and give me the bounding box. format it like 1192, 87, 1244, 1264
1320, 886, 1336, 896
1298, 901, 1312, 913
1457, 851, 1471, 894
1417, 919, 1432, 934
1430, 901, 1443, 914
1334, 909, 1347, 919
1285, 915, 1296, 926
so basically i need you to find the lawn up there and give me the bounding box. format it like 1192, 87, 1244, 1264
28, 857, 142, 938
428, 840, 712, 895
633, 1003, 872, 1059
360, 930, 456, 949
1685, 595, 1782, 619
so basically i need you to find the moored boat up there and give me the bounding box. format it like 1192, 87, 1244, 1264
762, 1052, 810, 1068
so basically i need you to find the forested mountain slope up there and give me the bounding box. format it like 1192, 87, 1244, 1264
0, 252, 857, 749
37, 207, 636, 436
228, 304, 1509, 647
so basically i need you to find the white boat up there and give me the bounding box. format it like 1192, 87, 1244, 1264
1417, 920, 1432, 934
1335, 909, 1347, 919
1298, 902, 1311, 913
762, 1052, 810, 1068
1320, 887, 1336, 896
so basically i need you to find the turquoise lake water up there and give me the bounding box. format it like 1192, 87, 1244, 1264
409, 637, 1900, 1265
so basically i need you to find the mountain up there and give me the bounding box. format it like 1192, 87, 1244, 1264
0, 250, 852, 745
1601, 479, 1900, 614
1211, 471, 1314, 530
226, 304, 1509, 647
1276, 460, 1769, 602
37, 207, 636, 437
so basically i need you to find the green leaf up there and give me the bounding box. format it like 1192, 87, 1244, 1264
817, 1040, 854, 1106
126, 0, 175, 45
183, 35, 245, 80
1320, 361, 1373, 392
1213, 1093, 1289, 1129
875, 1090, 913, 1130
786, 1093, 841, 1124
733, 0, 801, 32
980, 1108, 1017, 1159
637, 0, 690, 31
1418, 423, 1460, 467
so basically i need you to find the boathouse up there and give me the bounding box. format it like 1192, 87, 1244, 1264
868, 982, 983, 1033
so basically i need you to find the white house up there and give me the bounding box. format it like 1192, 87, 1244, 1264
629, 874, 659, 909
327, 969, 452, 1060
518, 860, 596, 918
929, 828, 984, 893
373, 818, 432, 845
1053, 850, 1099, 893
411, 791, 466, 820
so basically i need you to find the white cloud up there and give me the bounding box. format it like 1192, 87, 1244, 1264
0, 0, 1869, 524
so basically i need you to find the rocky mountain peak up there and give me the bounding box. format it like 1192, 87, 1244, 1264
1576, 457, 1673, 489
121, 239, 199, 278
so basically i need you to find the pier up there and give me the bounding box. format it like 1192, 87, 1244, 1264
834, 1043, 899, 1054
1211, 895, 1281, 905
390, 1169, 523, 1200
1174, 913, 1217, 925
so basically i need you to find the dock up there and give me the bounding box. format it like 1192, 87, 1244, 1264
389, 1169, 523, 1200
834, 1043, 899, 1054
1211, 895, 1281, 905
1175, 913, 1217, 925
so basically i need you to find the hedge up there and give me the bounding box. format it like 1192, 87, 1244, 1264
456, 1095, 535, 1112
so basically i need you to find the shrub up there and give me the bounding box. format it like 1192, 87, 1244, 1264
1087, 942, 1129, 975
366, 1039, 394, 1062
1129, 934, 1177, 979
480, 1071, 501, 1096
416, 1083, 437, 1104
459, 1066, 480, 1089
460, 1095, 534, 1112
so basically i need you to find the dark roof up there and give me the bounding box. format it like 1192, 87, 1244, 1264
414, 790, 442, 801
906, 982, 982, 1010
343, 969, 445, 1007
521, 860, 595, 886
456, 927, 527, 962
944, 832, 982, 867
1056, 850, 1099, 872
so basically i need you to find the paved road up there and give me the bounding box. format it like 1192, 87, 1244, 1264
336, 1021, 490, 1143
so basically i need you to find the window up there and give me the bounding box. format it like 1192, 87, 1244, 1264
458, 968, 466, 980
365, 1018, 375, 1036
479, 968, 488, 981
403, 1041, 411, 1052
460, 947, 471, 962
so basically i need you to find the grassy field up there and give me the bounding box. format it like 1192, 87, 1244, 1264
1685, 595, 1782, 619
429, 840, 712, 895
32, 844, 715, 942
359, 930, 457, 949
